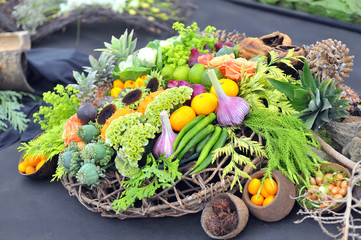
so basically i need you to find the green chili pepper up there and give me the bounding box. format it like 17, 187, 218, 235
191, 128, 229, 175
173, 113, 216, 155
173, 114, 205, 152
176, 124, 215, 160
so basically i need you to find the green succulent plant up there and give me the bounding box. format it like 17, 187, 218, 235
269, 61, 349, 131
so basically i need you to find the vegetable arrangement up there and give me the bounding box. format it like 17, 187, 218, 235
17, 21, 358, 237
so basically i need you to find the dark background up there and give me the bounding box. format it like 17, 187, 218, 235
1, 0, 361, 239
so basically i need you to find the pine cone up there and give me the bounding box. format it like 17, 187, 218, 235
305, 39, 354, 83
214, 29, 246, 44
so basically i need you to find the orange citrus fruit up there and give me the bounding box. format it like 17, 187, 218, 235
113, 79, 124, 89
191, 93, 218, 115
110, 87, 122, 98
248, 178, 261, 195
36, 160, 46, 171
210, 79, 239, 97
18, 161, 28, 173
251, 194, 264, 206
27, 155, 41, 167
170, 106, 196, 132
264, 178, 278, 195
260, 184, 271, 198
25, 165, 35, 175
263, 195, 275, 206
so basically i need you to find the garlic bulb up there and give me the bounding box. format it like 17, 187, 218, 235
207, 69, 250, 126
153, 110, 177, 158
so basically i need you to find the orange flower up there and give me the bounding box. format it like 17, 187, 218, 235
208, 54, 235, 75
224, 58, 256, 82
197, 54, 214, 67
62, 114, 83, 146
100, 107, 136, 141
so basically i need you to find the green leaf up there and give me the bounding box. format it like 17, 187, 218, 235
321, 98, 332, 111
301, 61, 317, 92
115, 67, 150, 81
268, 78, 302, 99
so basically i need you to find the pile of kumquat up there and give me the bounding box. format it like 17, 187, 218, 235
248, 177, 278, 206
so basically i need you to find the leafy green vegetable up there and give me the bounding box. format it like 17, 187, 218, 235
33, 84, 80, 130
111, 154, 181, 212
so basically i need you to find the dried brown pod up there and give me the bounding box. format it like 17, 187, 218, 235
214, 29, 246, 44
259, 31, 292, 47
201, 193, 249, 239
238, 37, 272, 60
269, 45, 306, 78
304, 39, 354, 83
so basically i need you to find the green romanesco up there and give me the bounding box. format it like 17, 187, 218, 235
144, 86, 193, 132
105, 113, 144, 149
115, 123, 157, 177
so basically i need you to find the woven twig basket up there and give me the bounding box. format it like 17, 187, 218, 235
61, 127, 264, 220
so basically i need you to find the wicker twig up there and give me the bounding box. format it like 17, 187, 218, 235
61, 126, 264, 220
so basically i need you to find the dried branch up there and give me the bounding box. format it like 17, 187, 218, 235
294, 161, 361, 240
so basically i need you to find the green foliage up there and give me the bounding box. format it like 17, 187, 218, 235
268, 61, 349, 131
112, 154, 181, 212
115, 123, 157, 177
33, 84, 80, 130
243, 109, 322, 186
0, 91, 34, 133
11, 0, 62, 34
256, 0, 361, 26
145, 86, 192, 132
238, 50, 302, 115
212, 127, 267, 191
161, 22, 218, 67
18, 124, 66, 161
51, 166, 66, 182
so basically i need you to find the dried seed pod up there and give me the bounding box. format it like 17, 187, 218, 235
238, 37, 272, 60
259, 31, 292, 47
304, 39, 354, 83
214, 29, 246, 44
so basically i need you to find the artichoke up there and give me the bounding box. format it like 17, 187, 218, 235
269, 61, 349, 131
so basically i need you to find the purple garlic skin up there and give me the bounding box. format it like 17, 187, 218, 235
217, 96, 250, 126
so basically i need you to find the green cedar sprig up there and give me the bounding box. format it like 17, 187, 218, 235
111, 154, 181, 212
33, 84, 80, 131
0, 90, 34, 133
243, 109, 322, 186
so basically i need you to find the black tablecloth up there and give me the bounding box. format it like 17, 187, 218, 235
1, 0, 361, 239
